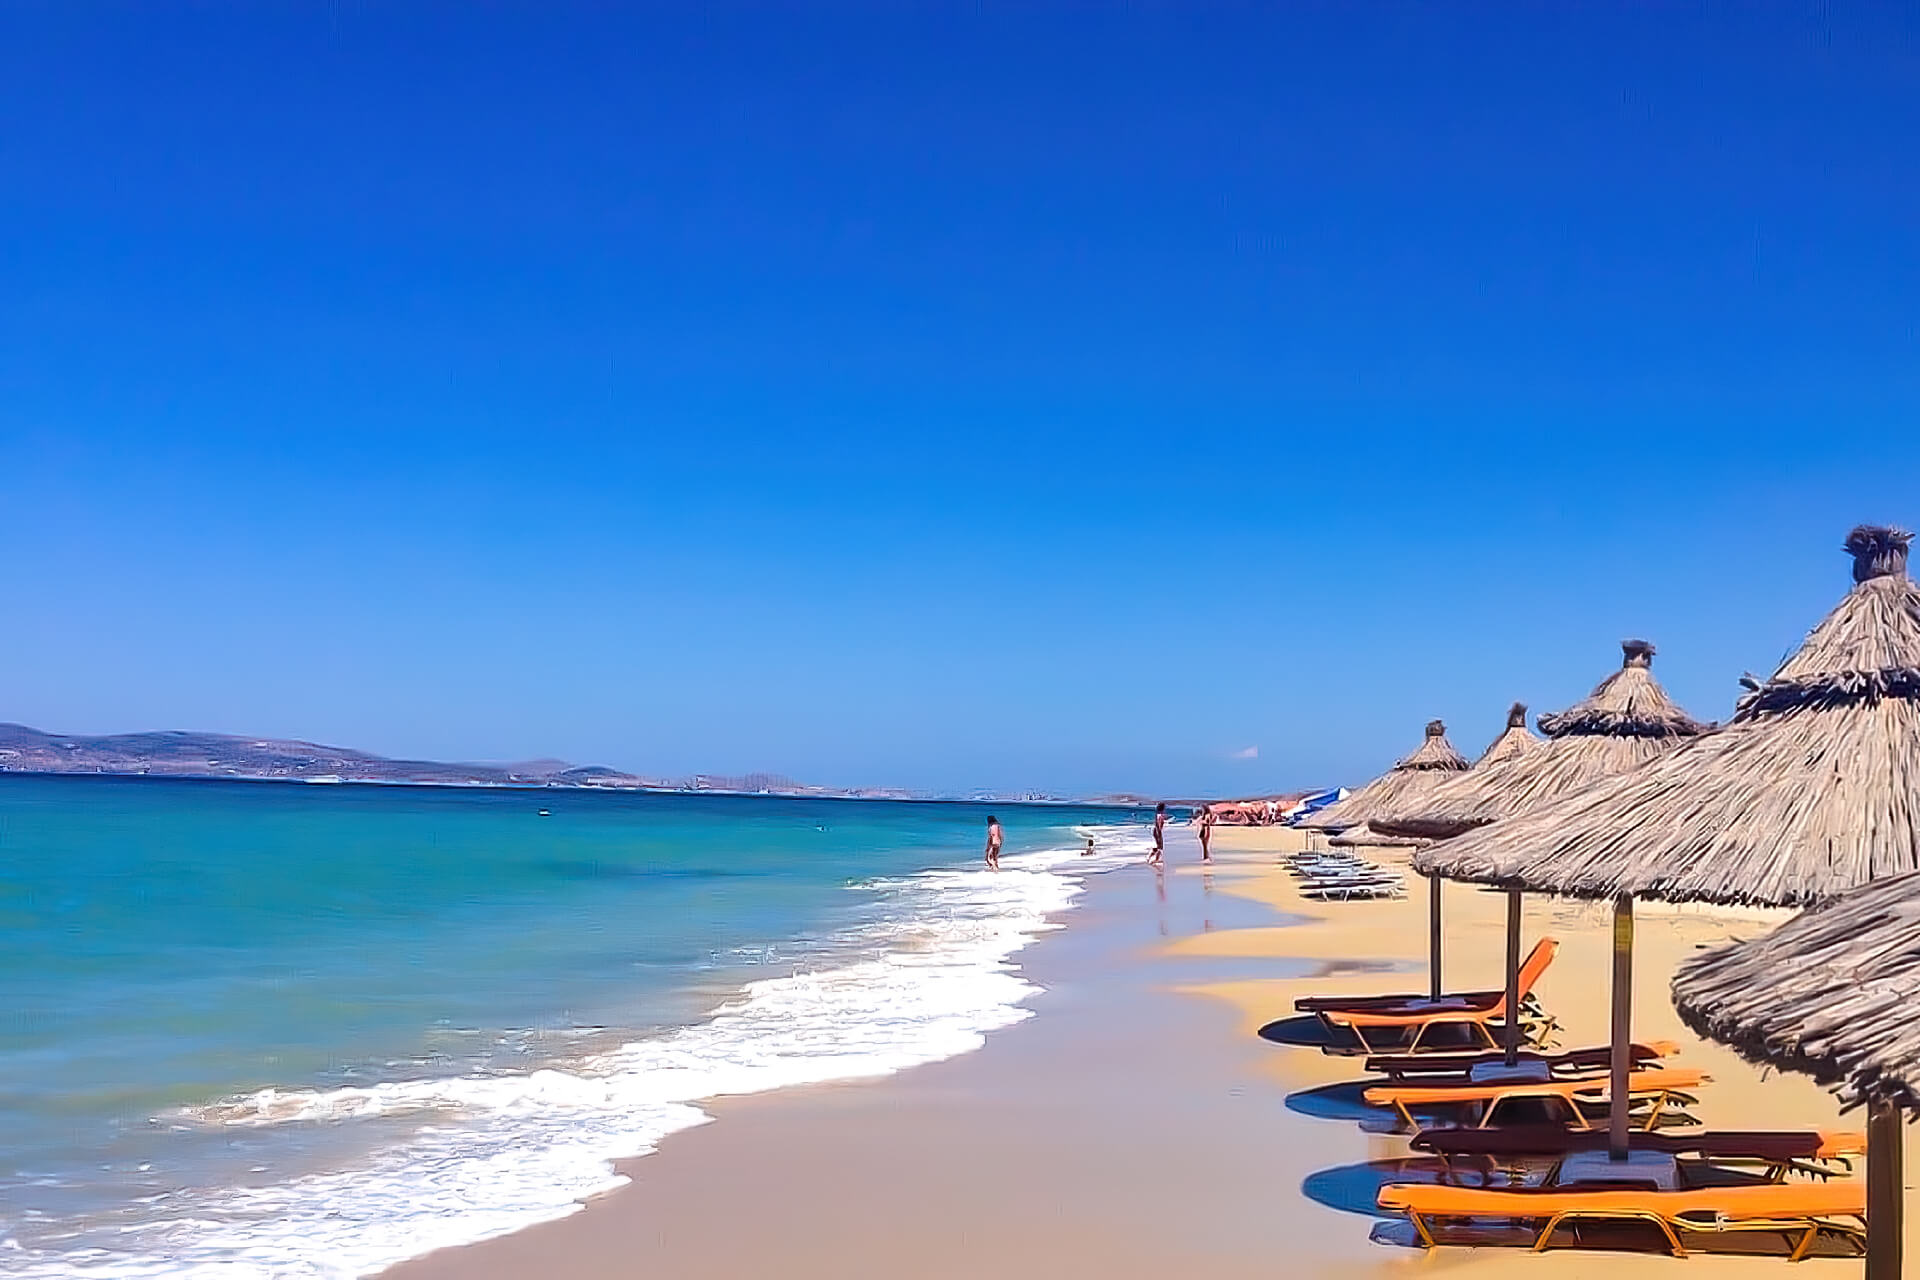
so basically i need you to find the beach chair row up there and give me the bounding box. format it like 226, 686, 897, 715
1284, 850, 1405, 901
1277, 935, 1867, 1260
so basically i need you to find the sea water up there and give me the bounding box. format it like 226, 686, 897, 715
0, 776, 1150, 1277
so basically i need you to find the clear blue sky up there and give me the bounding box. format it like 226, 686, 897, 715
3, 4, 1916, 796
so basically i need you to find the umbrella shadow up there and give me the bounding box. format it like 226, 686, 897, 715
1302, 1157, 1459, 1218
1257, 1014, 1360, 1053
1284, 1080, 1399, 1133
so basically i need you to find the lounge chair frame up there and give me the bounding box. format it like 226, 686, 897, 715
1388, 1183, 1866, 1261
1364, 1067, 1707, 1133
1411, 1127, 1863, 1188
1300, 939, 1558, 1055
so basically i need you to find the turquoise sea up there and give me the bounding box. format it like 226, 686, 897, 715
0, 776, 1150, 1278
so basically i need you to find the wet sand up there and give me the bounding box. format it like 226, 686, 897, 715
390, 824, 1907, 1278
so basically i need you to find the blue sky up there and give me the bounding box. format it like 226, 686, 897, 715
3, 4, 1917, 796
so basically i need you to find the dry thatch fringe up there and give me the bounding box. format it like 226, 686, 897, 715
1473, 702, 1541, 768
1376, 733, 1685, 842
1672, 870, 1920, 1112
1370, 644, 1706, 842
1296, 719, 1469, 832
1534, 640, 1713, 739
1411, 524, 1920, 905
1328, 822, 1430, 850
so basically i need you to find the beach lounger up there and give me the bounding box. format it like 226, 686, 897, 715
1297, 938, 1556, 1018
1411, 1127, 1864, 1184
1365, 1040, 1678, 1083
1377, 1179, 1867, 1258
1300, 880, 1405, 902
1296, 939, 1558, 1054
1288, 862, 1382, 881
1362, 1066, 1709, 1132
1296, 873, 1394, 885
1293, 869, 1398, 886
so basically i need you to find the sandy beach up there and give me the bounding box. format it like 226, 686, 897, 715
389, 824, 1913, 1278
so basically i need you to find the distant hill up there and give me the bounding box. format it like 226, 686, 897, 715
0, 723, 659, 789
0, 722, 1111, 804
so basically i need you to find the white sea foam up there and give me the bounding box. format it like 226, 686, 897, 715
3, 832, 1147, 1279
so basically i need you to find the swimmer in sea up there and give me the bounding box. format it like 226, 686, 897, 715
984, 814, 1003, 870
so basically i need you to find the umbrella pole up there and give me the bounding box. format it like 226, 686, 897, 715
1428, 874, 1443, 1001
1503, 889, 1522, 1065
1867, 1101, 1903, 1280
1607, 896, 1633, 1161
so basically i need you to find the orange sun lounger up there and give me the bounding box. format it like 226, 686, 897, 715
1365, 1040, 1678, 1082
1297, 939, 1558, 1055
1362, 1066, 1709, 1132
1378, 1179, 1867, 1259
1410, 1126, 1865, 1185
1412, 1127, 1865, 1164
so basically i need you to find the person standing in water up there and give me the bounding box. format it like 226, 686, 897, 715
1198, 804, 1215, 862
1149, 802, 1168, 865
984, 815, 1003, 870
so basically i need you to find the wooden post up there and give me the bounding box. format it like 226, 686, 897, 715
1608, 896, 1634, 1161
1503, 889, 1523, 1066
1867, 1101, 1904, 1280
1428, 874, 1444, 1001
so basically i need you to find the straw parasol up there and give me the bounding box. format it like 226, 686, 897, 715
1296, 719, 1468, 833
1674, 871, 1920, 1276
1417, 526, 1920, 1235
1371, 655, 1702, 1022
1474, 701, 1542, 768
1422, 527, 1920, 904
1310, 708, 1515, 1000
1372, 643, 1707, 842
1326, 821, 1426, 850
1325, 713, 1514, 878
1674, 871, 1920, 1114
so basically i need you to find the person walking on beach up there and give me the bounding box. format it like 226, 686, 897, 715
984, 815, 1003, 870
1149, 802, 1168, 865
1198, 804, 1215, 863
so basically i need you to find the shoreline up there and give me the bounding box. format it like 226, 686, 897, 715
385, 824, 1920, 1278
0, 792, 1144, 1278
384, 827, 1383, 1280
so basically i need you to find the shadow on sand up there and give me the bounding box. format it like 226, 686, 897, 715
1256, 1014, 1359, 1052
1283, 1080, 1400, 1134
1301, 1157, 1461, 1218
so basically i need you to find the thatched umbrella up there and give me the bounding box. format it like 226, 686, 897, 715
1419, 525, 1920, 1187
1374, 642, 1708, 842
1297, 718, 1469, 1000
1434, 702, 1541, 1017
1476, 701, 1542, 768
1297, 719, 1468, 833
1325, 822, 1425, 850
1674, 871, 1920, 1277
1377, 649, 1704, 1029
